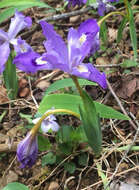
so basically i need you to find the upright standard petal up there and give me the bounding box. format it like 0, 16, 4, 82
40, 21, 68, 65
78, 19, 99, 38
0, 42, 10, 73
90, 33, 100, 55
8, 10, 32, 39
78, 19, 100, 55
68, 28, 83, 69
13, 51, 51, 73
0, 29, 9, 45
17, 132, 38, 168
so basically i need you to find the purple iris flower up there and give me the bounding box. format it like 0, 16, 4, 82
66, 0, 87, 6
0, 10, 32, 73
14, 19, 107, 89
92, 0, 118, 16
40, 19, 107, 89
33, 109, 60, 133
17, 132, 38, 168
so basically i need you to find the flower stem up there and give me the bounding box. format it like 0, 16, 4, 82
98, 11, 125, 26
123, 0, 129, 18
71, 75, 83, 98
31, 109, 80, 135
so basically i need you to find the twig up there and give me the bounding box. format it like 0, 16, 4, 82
107, 80, 137, 129
104, 112, 139, 190
0, 142, 18, 153
64, 176, 75, 190
39, 6, 94, 22
28, 77, 39, 109
21, 6, 94, 39
94, 63, 122, 68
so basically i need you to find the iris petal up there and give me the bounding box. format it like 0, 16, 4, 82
8, 10, 32, 39
0, 29, 8, 45
40, 21, 68, 65
0, 42, 10, 73
13, 51, 50, 73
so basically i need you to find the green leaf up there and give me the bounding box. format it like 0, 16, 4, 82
45, 78, 97, 95
2, 182, 29, 190
58, 143, 72, 155
57, 125, 73, 143
100, 21, 108, 45
3, 53, 18, 99
128, 3, 137, 60
70, 125, 87, 143
0, 0, 53, 23
121, 59, 138, 68
79, 90, 102, 156
41, 152, 56, 166
38, 135, 51, 151
64, 162, 76, 174
38, 94, 130, 120
0, 0, 51, 8
19, 113, 33, 124
117, 17, 128, 43
97, 163, 110, 190
78, 153, 88, 166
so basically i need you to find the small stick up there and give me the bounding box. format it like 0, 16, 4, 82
21, 6, 94, 39
0, 142, 18, 153
38, 6, 94, 23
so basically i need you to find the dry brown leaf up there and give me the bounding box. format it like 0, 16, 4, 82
19, 87, 30, 98
48, 181, 60, 190
108, 28, 117, 43
36, 80, 50, 90
0, 86, 9, 104
96, 57, 109, 65
116, 76, 139, 99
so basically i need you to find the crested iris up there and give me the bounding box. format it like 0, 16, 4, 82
14, 19, 107, 89
17, 132, 38, 168
91, 0, 119, 16
33, 110, 60, 133
0, 10, 32, 73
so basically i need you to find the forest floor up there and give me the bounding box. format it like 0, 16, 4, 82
0, 0, 139, 189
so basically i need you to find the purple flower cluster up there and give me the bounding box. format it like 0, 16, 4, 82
1, 11, 108, 168
0, 10, 32, 73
